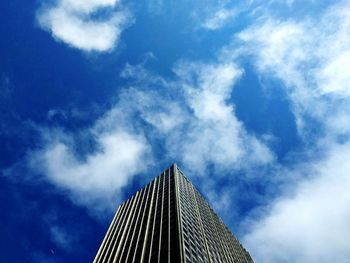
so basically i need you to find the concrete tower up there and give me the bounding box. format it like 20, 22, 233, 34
94, 164, 254, 263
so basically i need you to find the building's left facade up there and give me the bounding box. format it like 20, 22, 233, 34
94, 164, 181, 263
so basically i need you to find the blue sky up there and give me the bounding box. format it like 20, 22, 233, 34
1, 0, 350, 262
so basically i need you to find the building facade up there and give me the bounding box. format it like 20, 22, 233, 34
94, 164, 254, 263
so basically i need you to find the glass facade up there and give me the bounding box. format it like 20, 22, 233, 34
94, 164, 254, 263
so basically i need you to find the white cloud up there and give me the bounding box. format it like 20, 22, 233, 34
233, 2, 350, 263
173, 62, 273, 172
237, 2, 350, 137
37, 0, 131, 52
60, 0, 117, 13
29, 107, 151, 211
200, 0, 299, 31
119, 61, 274, 174
121, 88, 187, 134
202, 8, 238, 30
26, 58, 271, 212
244, 142, 350, 263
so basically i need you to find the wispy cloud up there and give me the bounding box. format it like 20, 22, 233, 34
37, 0, 132, 52
28, 106, 152, 212
199, 0, 300, 31
24, 57, 274, 213
172, 61, 274, 172
244, 142, 350, 263
233, 2, 350, 262
236, 2, 350, 137
120, 61, 274, 175
202, 8, 238, 30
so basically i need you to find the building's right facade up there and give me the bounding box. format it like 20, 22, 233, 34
94, 163, 254, 263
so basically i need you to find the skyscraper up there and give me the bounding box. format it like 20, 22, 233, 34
94, 164, 254, 263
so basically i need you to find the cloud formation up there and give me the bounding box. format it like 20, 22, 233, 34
237, 2, 350, 136
120, 61, 273, 174
244, 142, 350, 263
29, 107, 151, 211
37, 0, 131, 52
234, 2, 350, 262
26, 58, 274, 215
173, 61, 273, 172
202, 8, 238, 30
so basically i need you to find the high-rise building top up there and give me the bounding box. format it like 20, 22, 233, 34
94, 164, 254, 263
